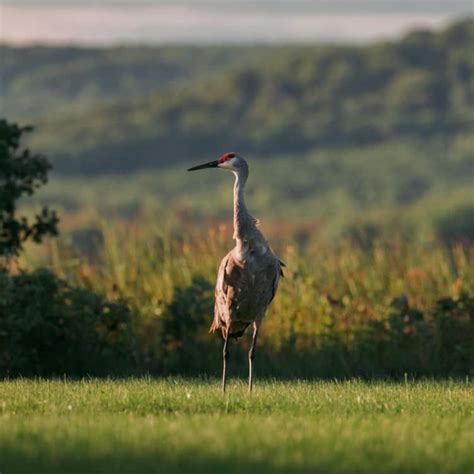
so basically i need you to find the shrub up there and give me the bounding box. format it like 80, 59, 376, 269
0, 268, 137, 376
432, 292, 474, 374
359, 295, 434, 376
357, 293, 474, 377
436, 206, 474, 244
157, 276, 221, 374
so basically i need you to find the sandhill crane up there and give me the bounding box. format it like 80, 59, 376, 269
188, 152, 284, 393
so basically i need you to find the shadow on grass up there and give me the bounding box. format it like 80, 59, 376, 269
1, 450, 323, 474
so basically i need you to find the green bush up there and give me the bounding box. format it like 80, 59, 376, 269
436, 206, 474, 244
157, 276, 221, 374
0, 269, 137, 376
432, 292, 474, 374
0, 119, 137, 377
355, 293, 474, 377
148, 283, 474, 378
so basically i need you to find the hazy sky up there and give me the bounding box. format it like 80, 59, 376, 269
1, 1, 472, 45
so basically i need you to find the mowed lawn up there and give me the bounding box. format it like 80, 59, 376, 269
0, 379, 472, 473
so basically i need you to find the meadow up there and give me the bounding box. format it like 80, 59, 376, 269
1, 19, 473, 473
0, 378, 472, 474
14, 222, 473, 378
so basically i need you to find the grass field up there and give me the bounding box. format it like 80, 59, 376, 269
0, 379, 472, 474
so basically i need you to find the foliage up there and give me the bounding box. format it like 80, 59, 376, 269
436, 205, 474, 244
0, 379, 473, 474
0, 45, 261, 119
0, 119, 58, 258
24, 224, 473, 377
2, 20, 474, 377
0, 268, 137, 376
2, 20, 471, 174
432, 291, 474, 373
157, 276, 220, 374
0, 121, 138, 377
24, 137, 474, 244
358, 292, 474, 377
9, 21, 473, 243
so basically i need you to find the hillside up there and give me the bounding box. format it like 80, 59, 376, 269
2, 20, 473, 242
0, 45, 264, 120
11, 19, 472, 174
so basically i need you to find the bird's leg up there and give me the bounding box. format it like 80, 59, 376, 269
248, 322, 259, 393
222, 330, 229, 394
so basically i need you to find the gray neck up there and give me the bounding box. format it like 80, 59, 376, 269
232, 165, 254, 243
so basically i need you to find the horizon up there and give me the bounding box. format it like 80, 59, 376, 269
2, 1, 472, 46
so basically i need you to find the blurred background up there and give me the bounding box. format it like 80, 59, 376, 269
0, 1, 473, 376
1, 0, 472, 244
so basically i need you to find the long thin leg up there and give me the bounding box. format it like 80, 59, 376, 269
248, 322, 259, 393
222, 330, 229, 394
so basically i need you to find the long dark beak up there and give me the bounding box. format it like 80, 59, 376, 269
187, 160, 219, 171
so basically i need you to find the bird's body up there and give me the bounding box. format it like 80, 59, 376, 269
211, 233, 282, 339
211, 220, 281, 338
188, 152, 283, 392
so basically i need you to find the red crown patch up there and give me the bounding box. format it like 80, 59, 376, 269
219, 152, 236, 163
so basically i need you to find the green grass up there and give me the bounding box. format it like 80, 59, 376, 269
0, 379, 472, 473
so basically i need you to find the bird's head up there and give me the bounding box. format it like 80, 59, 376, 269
187, 152, 247, 173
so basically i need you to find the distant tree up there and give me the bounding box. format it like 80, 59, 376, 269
0, 119, 59, 259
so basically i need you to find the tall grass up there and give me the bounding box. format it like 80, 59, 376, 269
27, 223, 472, 310
21, 221, 474, 376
